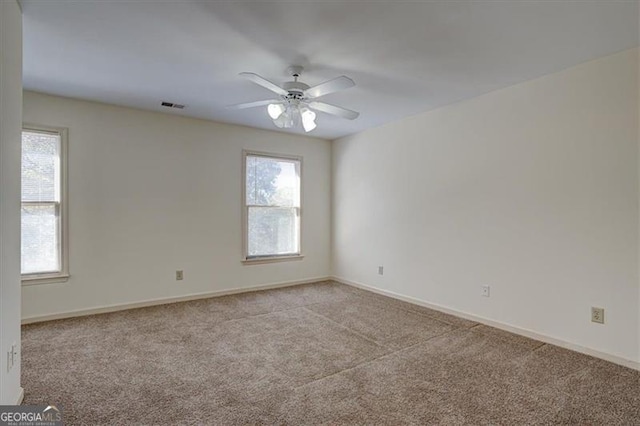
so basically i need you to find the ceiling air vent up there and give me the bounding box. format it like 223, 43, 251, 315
161, 101, 185, 109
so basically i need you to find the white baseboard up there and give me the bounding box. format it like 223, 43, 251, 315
22, 276, 330, 324
15, 387, 24, 405
331, 276, 640, 371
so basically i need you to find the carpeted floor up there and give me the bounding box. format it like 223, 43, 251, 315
22, 280, 639, 425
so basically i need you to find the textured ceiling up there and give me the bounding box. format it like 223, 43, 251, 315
21, 1, 639, 140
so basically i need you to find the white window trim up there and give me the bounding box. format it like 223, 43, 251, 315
21, 124, 69, 285
242, 149, 304, 265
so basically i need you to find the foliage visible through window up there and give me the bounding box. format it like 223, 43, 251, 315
245, 153, 301, 259
21, 129, 64, 276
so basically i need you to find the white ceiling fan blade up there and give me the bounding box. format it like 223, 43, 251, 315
239, 72, 288, 96
304, 76, 355, 99
226, 99, 279, 110
309, 101, 360, 120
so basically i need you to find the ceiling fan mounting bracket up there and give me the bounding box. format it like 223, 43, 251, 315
286, 65, 304, 78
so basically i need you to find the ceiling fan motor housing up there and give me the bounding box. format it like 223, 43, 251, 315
282, 81, 310, 100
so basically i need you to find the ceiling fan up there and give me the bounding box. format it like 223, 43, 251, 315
227, 65, 359, 133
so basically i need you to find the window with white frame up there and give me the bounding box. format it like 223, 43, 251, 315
21, 126, 68, 282
243, 151, 301, 261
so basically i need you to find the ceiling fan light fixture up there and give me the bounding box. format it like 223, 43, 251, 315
301, 108, 317, 132
289, 105, 301, 128
302, 119, 317, 133
273, 113, 288, 128
267, 103, 285, 119
284, 113, 295, 128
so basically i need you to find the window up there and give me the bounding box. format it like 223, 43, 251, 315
243, 151, 302, 263
21, 125, 68, 283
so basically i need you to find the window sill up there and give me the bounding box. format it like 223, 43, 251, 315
242, 255, 304, 265
22, 274, 69, 286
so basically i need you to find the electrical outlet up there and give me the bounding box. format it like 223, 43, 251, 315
481, 285, 490, 297
591, 307, 604, 324
176, 270, 183, 281
378, 266, 384, 275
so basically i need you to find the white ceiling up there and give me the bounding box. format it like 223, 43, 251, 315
21, 0, 639, 140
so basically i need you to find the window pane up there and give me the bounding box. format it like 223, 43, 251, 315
273, 160, 299, 207
21, 204, 60, 274
248, 207, 299, 257
22, 131, 60, 202
246, 155, 299, 207
245, 156, 258, 205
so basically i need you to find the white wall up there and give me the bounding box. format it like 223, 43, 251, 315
0, 0, 23, 404
22, 92, 331, 320
333, 49, 639, 364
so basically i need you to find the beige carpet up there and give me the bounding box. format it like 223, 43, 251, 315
22, 281, 639, 425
